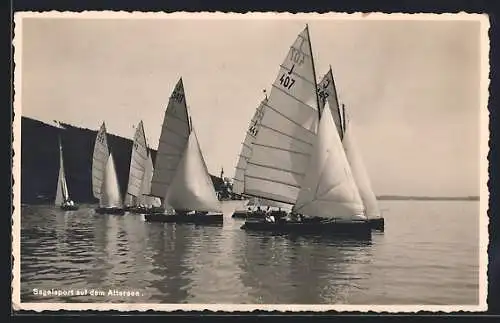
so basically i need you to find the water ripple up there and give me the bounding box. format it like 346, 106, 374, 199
20, 201, 480, 305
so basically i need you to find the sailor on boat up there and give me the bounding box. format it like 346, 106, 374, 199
63, 199, 75, 207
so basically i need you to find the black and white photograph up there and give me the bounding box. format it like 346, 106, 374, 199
12, 11, 489, 312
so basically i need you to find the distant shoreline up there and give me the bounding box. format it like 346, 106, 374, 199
376, 195, 480, 201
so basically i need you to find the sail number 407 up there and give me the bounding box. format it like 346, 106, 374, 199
279, 73, 295, 90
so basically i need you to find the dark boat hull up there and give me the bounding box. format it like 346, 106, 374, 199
368, 217, 385, 232
232, 211, 268, 220
241, 219, 372, 239
232, 211, 248, 219
125, 206, 165, 215
95, 207, 125, 215
144, 212, 223, 225
60, 205, 79, 211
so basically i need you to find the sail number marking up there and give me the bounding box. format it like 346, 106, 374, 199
290, 47, 305, 66
97, 133, 105, 144
318, 78, 331, 101
249, 107, 265, 137
279, 65, 296, 90
171, 91, 184, 104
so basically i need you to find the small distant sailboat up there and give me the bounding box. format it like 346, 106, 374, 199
144, 78, 223, 224
239, 25, 371, 239
124, 120, 148, 212
55, 135, 78, 211
92, 122, 125, 215
124, 121, 163, 214
318, 68, 384, 231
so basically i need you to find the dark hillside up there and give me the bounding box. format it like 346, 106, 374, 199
20, 116, 225, 204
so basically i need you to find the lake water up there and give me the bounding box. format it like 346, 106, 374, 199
19, 200, 480, 305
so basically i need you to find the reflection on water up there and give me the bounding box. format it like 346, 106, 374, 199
20, 201, 480, 304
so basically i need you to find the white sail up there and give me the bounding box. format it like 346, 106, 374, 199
125, 121, 148, 205
150, 78, 191, 206
341, 107, 381, 219
55, 137, 70, 206
233, 98, 267, 194
139, 152, 162, 207
244, 26, 320, 205
165, 127, 222, 213
293, 101, 366, 220
99, 152, 123, 208
92, 122, 110, 199
319, 68, 381, 219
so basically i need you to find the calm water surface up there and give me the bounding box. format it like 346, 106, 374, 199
20, 201, 480, 304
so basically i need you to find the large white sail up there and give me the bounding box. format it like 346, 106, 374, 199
99, 152, 123, 209
244, 26, 320, 205
92, 122, 110, 199
341, 107, 381, 219
150, 78, 191, 206
139, 152, 162, 207
293, 101, 366, 220
165, 127, 222, 213
125, 121, 148, 205
232, 98, 267, 194
55, 137, 70, 206
318, 68, 381, 219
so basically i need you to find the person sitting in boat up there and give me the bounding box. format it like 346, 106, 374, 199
265, 214, 276, 223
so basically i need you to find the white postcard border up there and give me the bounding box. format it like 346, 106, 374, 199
11, 10, 491, 313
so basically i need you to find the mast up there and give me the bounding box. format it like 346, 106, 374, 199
306, 24, 322, 122
341, 103, 346, 134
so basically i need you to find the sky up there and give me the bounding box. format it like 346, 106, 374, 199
17, 13, 485, 196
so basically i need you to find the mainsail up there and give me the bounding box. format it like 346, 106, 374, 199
125, 121, 148, 206
293, 101, 366, 220
243, 25, 321, 205
150, 78, 191, 207
55, 136, 70, 206
232, 98, 267, 195
92, 122, 110, 199
318, 68, 381, 219
165, 126, 222, 213
99, 152, 123, 209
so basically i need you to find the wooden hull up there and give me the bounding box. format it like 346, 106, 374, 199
60, 204, 79, 211
368, 217, 385, 232
144, 212, 223, 225
95, 207, 125, 215
241, 218, 372, 240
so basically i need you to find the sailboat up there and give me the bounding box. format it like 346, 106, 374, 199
124, 120, 148, 212
232, 95, 293, 219
144, 78, 224, 225
318, 68, 385, 232
55, 135, 78, 211
231, 97, 267, 219
239, 25, 371, 239
124, 121, 163, 214
92, 122, 125, 215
